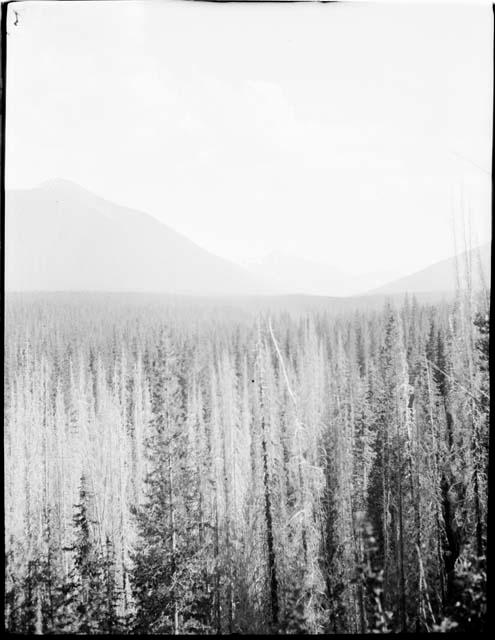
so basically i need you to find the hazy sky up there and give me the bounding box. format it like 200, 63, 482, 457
6, 0, 492, 279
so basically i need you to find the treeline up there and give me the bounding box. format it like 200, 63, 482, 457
4, 292, 489, 633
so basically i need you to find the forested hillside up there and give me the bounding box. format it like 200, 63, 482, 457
4, 290, 489, 633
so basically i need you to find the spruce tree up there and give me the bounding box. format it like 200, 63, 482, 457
131, 329, 213, 634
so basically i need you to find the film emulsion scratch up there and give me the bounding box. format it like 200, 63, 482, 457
3, 0, 492, 634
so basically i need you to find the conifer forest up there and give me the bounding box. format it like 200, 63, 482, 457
4, 290, 489, 634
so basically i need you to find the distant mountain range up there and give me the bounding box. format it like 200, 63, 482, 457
5, 179, 491, 297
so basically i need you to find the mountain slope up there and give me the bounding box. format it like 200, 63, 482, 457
5, 179, 272, 295
369, 243, 491, 295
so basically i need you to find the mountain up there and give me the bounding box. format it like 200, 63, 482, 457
6, 179, 490, 298
368, 243, 491, 296
5, 179, 272, 295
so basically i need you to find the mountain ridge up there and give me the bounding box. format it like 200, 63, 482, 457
5, 179, 272, 295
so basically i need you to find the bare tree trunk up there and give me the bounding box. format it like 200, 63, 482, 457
214, 495, 221, 635
258, 341, 278, 628
168, 454, 179, 635
397, 466, 407, 632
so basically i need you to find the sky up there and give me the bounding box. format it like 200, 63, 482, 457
5, 0, 493, 280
